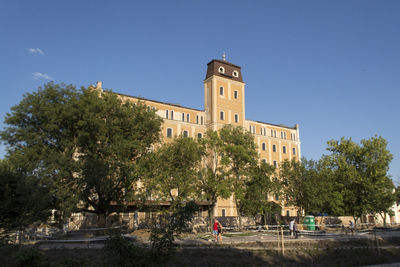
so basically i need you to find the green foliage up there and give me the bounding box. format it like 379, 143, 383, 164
144, 137, 203, 203
326, 136, 394, 222
196, 130, 232, 229
241, 162, 279, 217
103, 235, 149, 266
218, 125, 258, 228
14, 247, 48, 267
1, 83, 162, 225
150, 201, 198, 260
0, 159, 52, 233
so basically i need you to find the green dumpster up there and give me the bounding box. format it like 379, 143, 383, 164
304, 216, 316, 230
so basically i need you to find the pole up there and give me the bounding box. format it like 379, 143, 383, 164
281, 227, 285, 256
277, 226, 280, 250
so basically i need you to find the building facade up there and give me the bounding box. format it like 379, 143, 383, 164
99, 57, 301, 218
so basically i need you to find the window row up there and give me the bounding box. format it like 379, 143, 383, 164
220, 111, 239, 123
219, 86, 239, 99
165, 109, 204, 125
261, 144, 296, 155
218, 66, 239, 78
248, 125, 297, 141
166, 128, 203, 139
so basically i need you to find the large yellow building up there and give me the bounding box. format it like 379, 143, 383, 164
99, 57, 301, 218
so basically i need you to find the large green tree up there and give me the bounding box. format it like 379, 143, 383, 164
219, 125, 258, 229
280, 157, 344, 218
1, 83, 162, 225
241, 162, 279, 224
0, 159, 52, 235
196, 130, 232, 230
147, 136, 204, 203
326, 136, 393, 223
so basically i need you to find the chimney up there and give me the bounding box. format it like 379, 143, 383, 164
96, 81, 102, 90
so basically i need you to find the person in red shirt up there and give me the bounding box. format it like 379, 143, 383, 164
213, 218, 223, 242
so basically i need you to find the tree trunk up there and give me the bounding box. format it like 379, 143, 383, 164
98, 212, 107, 228
208, 203, 216, 232
235, 200, 242, 230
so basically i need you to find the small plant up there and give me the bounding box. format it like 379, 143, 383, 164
14, 247, 48, 267
103, 234, 149, 266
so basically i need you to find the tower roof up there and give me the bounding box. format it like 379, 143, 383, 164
205, 59, 243, 83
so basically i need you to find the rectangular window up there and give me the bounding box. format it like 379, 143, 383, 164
197, 133, 202, 139
253, 126, 255, 134
220, 111, 224, 120
275, 193, 279, 201
293, 148, 296, 155
171, 111, 174, 120
262, 159, 266, 163
283, 146, 286, 154
286, 210, 290, 217
166, 110, 169, 119
182, 113, 185, 121
201, 116, 203, 125
183, 130, 188, 137
167, 128, 172, 138
271, 129, 273, 137
220, 86, 224, 96
196, 115, 199, 124
273, 145, 276, 152
234, 90, 238, 99
187, 114, 190, 123
234, 114, 238, 123
262, 143, 266, 151
281, 132, 284, 139
273, 160, 277, 168
222, 209, 226, 217
274, 130, 277, 137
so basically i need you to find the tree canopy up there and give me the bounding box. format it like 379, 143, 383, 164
1, 83, 162, 225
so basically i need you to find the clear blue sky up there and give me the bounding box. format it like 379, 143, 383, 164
1, 0, 399, 183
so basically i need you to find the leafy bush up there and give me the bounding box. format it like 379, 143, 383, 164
14, 247, 48, 267
103, 235, 149, 266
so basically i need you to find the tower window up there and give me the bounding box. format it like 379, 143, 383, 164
232, 70, 239, 77
262, 143, 266, 151
183, 130, 188, 137
283, 146, 286, 154
234, 114, 238, 123
293, 148, 296, 155
218, 66, 225, 74
273, 144, 276, 152
234, 90, 238, 99
220, 87, 224, 96
166, 128, 172, 138
220, 111, 224, 120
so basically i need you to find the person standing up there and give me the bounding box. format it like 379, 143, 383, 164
293, 220, 299, 239
213, 219, 218, 241
289, 219, 295, 238
217, 220, 223, 243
